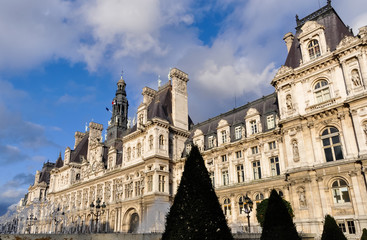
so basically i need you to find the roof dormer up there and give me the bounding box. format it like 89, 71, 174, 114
298, 21, 327, 63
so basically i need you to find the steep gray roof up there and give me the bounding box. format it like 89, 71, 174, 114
285, 3, 353, 68
55, 153, 64, 168
38, 161, 55, 184
70, 133, 89, 163
191, 92, 278, 143
147, 85, 173, 123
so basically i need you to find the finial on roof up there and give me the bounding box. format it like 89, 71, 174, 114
296, 14, 299, 21
327, 0, 331, 6
120, 67, 124, 80
158, 75, 161, 88
59, 152, 61, 158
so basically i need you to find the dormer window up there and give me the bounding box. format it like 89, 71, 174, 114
235, 126, 242, 140
208, 136, 214, 148
221, 130, 227, 143
314, 80, 330, 103
308, 39, 321, 60
250, 120, 258, 134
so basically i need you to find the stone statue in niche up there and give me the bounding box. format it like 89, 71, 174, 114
363, 123, 367, 140
351, 69, 362, 86
292, 139, 299, 161
286, 94, 293, 110
298, 187, 307, 207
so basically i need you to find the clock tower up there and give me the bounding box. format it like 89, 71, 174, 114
106, 74, 128, 146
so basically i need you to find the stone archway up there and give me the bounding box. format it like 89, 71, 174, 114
128, 213, 139, 233
122, 208, 139, 233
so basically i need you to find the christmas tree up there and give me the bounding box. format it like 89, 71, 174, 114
162, 145, 233, 240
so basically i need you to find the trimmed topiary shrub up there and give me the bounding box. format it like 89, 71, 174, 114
256, 197, 294, 227
321, 214, 347, 240
260, 189, 300, 240
162, 145, 233, 240
361, 228, 367, 240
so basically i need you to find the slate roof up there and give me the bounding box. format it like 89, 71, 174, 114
284, 3, 353, 68
147, 85, 173, 124
70, 133, 89, 163
55, 152, 64, 168
190, 92, 278, 147
38, 161, 55, 184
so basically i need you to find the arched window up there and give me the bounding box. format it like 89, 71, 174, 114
159, 135, 164, 149
332, 179, 350, 204
321, 127, 343, 162
76, 173, 80, 181
137, 143, 141, 157
223, 198, 231, 216
314, 80, 330, 103
308, 39, 321, 59
149, 135, 153, 150
127, 147, 131, 161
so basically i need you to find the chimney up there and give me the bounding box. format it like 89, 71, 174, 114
170, 68, 189, 130
74, 131, 86, 149
142, 87, 156, 105
358, 26, 367, 39
283, 32, 295, 53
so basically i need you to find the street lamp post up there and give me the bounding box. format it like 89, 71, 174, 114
26, 214, 37, 234
52, 207, 64, 233
90, 198, 106, 233
239, 195, 253, 233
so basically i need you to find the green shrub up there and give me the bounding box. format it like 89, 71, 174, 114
260, 189, 300, 240
162, 145, 233, 240
256, 197, 294, 227
321, 214, 347, 240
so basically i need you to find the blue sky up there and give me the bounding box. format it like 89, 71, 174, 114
0, 0, 366, 216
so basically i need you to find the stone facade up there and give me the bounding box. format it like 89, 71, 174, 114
7, 2, 367, 240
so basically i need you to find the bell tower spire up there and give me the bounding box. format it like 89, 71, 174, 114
106, 71, 129, 145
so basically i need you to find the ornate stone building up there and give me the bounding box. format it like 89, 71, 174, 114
13, 2, 367, 239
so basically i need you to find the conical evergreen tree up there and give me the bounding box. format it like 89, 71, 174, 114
321, 215, 347, 240
361, 228, 367, 240
162, 145, 233, 240
260, 189, 300, 240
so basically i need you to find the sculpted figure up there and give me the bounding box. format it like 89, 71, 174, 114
298, 187, 307, 207
351, 69, 362, 86
292, 139, 299, 159
286, 94, 293, 110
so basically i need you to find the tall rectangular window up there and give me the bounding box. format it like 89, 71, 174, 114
135, 181, 141, 196
267, 115, 275, 129
209, 172, 215, 187
208, 136, 214, 148
159, 175, 165, 192
237, 165, 244, 183
147, 175, 153, 192
347, 220, 356, 234
222, 170, 229, 186
221, 130, 227, 143
236, 151, 242, 159
235, 126, 242, 140
221, 155, 227, 162
250, 120, 258, 134
270, 156, 280, 176
251, 146, 259, 155
253, 161, 261, 180
269, 141, 276, 150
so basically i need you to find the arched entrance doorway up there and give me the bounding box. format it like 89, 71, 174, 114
128, 213, 139, 233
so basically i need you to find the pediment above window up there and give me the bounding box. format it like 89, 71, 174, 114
299, 21, 325, 39
246, 108, 259, 118
217, 119, 229, 128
